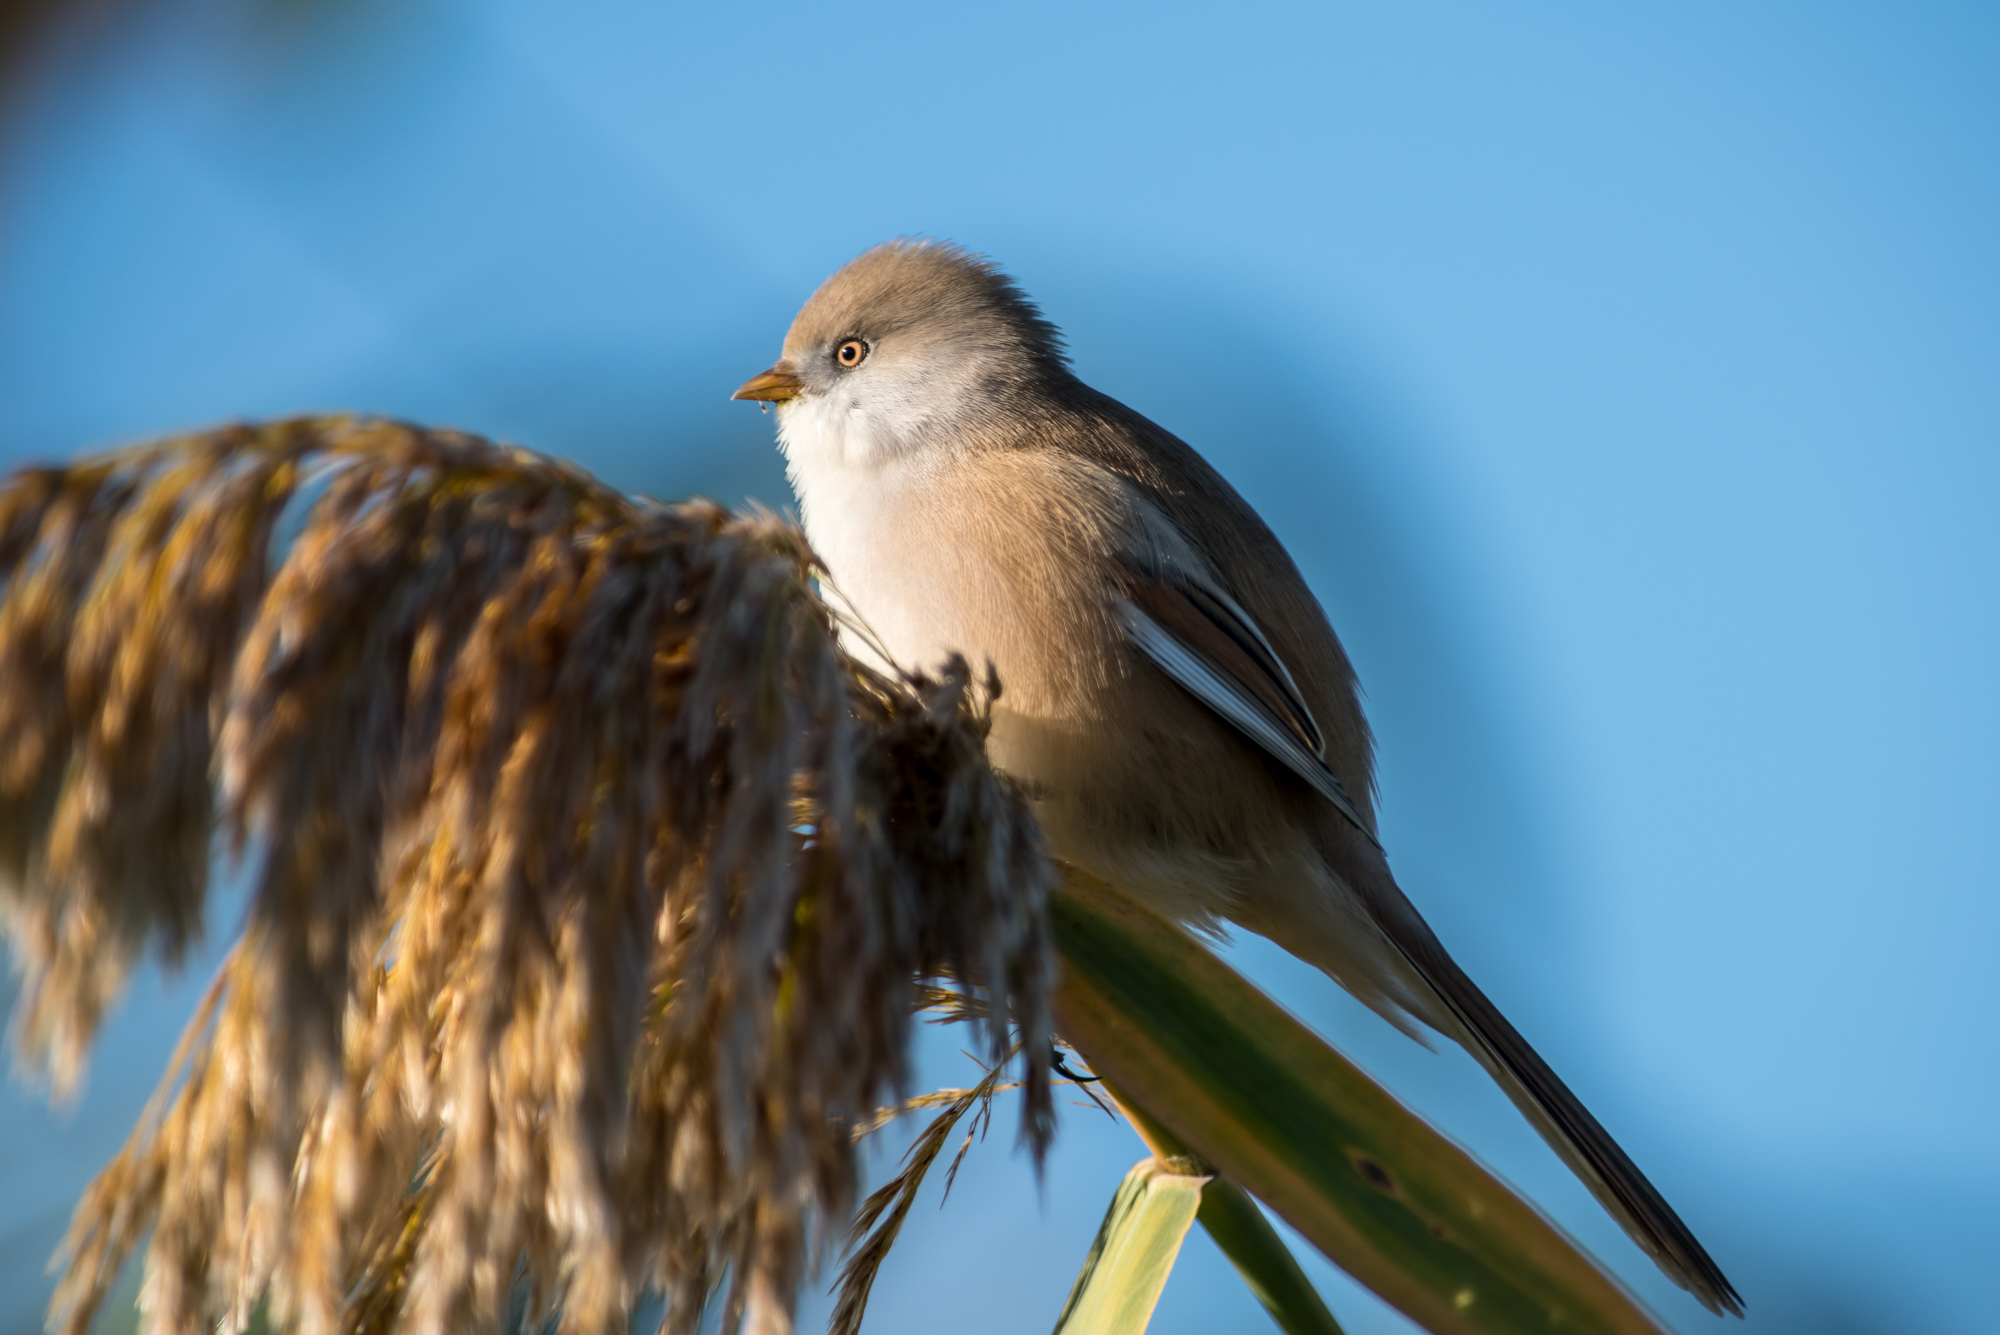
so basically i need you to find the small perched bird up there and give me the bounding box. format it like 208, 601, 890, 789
735, 240, 1741, 1316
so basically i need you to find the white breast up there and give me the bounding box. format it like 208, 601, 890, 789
774, 392, 1164, 734
776, 395, 982, 679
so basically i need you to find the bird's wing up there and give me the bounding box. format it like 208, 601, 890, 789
1116, 564, 1745, 1317
1113, 569, 1377, 845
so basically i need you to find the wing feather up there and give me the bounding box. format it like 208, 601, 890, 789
1115, 574, 1376, 845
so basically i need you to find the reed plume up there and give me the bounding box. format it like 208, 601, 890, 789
0, 416, 1054, 1335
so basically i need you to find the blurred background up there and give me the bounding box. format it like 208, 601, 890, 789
1, 2, 1994, 1332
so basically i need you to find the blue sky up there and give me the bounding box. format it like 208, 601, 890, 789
1, 3, 1995, 1332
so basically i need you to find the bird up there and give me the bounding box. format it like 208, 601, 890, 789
733, 239, 1741, 1316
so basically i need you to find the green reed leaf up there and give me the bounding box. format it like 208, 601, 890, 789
1049, 869, 1667, 1335
1195, 1175, 1350, 1335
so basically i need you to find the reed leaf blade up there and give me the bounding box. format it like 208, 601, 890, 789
1196, 1177, 1350, 1335
1049, 869, 1665, 1335
1051, 1157, 1208, 1335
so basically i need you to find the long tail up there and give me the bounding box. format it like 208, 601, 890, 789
1360, 873, 1744, 1316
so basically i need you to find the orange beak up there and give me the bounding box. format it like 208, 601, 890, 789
731, 365, 803, 402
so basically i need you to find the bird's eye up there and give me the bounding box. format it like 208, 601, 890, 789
835, 338, 868, 368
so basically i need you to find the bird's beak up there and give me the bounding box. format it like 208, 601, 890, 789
732, 364, 802, 402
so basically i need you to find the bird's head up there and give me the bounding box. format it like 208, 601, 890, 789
733, 240, 1067, 468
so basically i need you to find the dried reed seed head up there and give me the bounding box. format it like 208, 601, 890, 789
0, 417, 1053, 1335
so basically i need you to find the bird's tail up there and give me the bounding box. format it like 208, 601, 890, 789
1355, 874, 1745, 1317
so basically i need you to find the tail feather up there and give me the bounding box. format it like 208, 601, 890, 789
1367, 884, 1744, 1317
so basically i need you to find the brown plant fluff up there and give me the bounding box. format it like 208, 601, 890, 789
0, 416, 1053, 1335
